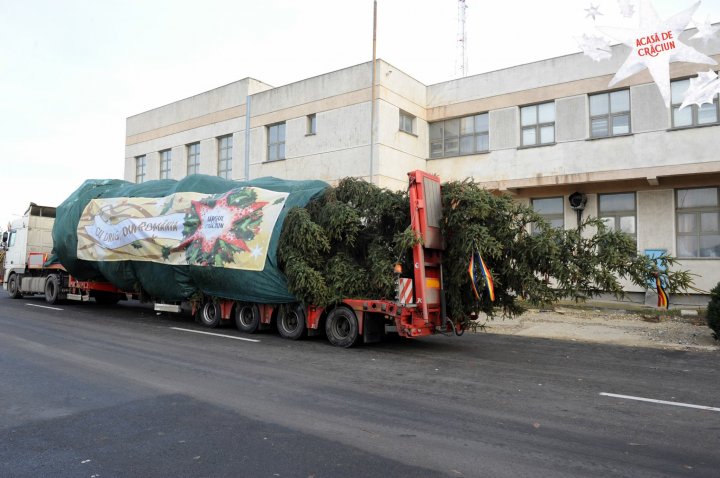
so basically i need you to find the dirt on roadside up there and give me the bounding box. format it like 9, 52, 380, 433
473, 304, 718, 352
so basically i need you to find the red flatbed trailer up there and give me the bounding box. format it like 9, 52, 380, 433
3, 171, 461, 347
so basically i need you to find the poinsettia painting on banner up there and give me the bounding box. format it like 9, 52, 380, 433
77, 187, 289, 271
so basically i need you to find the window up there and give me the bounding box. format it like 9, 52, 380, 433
159, 150, 171, 180
532, 197, 564, 234
267, 122, 286, 161
599, 192, 636, 240
589, 90, 630, 138
187, 142, 200, 175
135, 155, 146, 183
8, 230, 16, 247
676, 187, 720, 258
671, 77, 719, 128
429, 113, 489, 159
307, 114, 317, 135
521, 102, 555, 146
218, 135, 232, 179
399, 111, 415, 134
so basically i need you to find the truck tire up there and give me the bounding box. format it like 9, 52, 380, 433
8, 274, 22, 299
277, 304, 306, 340
198, 301, 222, 328
235, 303, 260, 333
325, 306, 360, 348
44, 274, 61, 304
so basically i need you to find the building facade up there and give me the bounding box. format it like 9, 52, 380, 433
125, 28, 720, 300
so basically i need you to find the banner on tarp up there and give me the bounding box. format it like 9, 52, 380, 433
77, 187, 288, 271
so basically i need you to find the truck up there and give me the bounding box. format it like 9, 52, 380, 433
1, 203, 133, 306
1, 171, 460, 347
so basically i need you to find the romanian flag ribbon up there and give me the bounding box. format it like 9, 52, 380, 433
655, 274, 669, 309
468, 250, 495, 302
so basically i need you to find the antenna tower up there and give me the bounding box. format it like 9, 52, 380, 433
456, 0, 468, 77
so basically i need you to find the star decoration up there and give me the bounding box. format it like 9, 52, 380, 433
597, 0, 717, 108
691, 14, 720, 43
586, 4, 603, 21
251, 245, 264, 259
618, 0, 636, 18
174, 190, 268, 265
577, 34, 613, 61
680, 70, 720, 110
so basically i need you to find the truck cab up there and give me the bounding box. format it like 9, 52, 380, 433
1, 204, 56, 294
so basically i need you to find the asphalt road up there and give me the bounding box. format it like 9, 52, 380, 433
0, 294, 718, 478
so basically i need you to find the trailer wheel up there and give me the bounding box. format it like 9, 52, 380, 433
235, 303, 260, 333
44, 274, 61, 304
198, 301, 222, 328
8, 274, 22, 299
277, 304, 306, 340
325, 306, 359, 348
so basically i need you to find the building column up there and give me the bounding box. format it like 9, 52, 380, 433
171, 146, 184, 180
201, 138, 218, 176
146, 151, 160, 181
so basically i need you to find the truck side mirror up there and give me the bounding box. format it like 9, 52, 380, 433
1, 231, 7, 244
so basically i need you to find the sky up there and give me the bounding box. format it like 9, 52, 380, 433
1, 0, 719, 229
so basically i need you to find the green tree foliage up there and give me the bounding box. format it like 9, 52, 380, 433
278, 178, 417, 307
707, 282, 720, 340
278, 177, 693, 324
441, 180, 692, 320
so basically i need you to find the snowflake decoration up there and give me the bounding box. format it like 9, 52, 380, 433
618, 0, 636, 18
251, 245, 264, 259
578, 34, 613, 61
597, 0, 717, 107
691, 14, 720, 43
586, 3, 603, 21
680, 70, 720, 110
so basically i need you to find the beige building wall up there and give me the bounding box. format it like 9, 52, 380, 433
124, 31, 720, 300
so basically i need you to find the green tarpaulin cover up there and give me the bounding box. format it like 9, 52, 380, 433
51, 175, 328, 303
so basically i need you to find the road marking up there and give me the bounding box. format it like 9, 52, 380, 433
600, 392, 720, 412
170, 327, 260, 343
25, 304, 64, 311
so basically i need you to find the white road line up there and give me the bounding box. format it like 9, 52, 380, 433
170, 327, 260, 343
25, 303, 64, 311
600, 392, 720, 412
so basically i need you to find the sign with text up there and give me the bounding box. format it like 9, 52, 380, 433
77, 187, 288, 271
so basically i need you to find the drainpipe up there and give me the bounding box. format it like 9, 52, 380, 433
244, 94, 252, 181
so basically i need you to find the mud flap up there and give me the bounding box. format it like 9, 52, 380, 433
363, 314, 384, 344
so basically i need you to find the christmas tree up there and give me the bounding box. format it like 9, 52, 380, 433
278, 177, 692, 326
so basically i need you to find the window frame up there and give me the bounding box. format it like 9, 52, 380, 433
531, 196, 565, 234
598, 192, 637, 241
429, 113, 489, 159
675, 187, 720, 259
135, 155, 146, 183
589, 89, 631, 139
217, 135, 233, 179
267, 122, 286, 162
186, 142, 200, 176
670, 75, 720, 129
399, 110, 415, 134
159, 149, 171, 180
306, 114, 317, 135
520, 101, 555, 147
